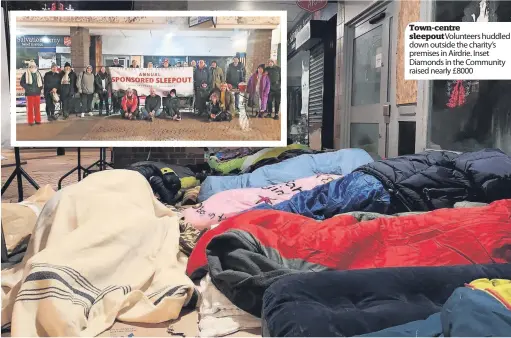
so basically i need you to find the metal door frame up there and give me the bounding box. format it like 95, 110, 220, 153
344, 1, 394, 158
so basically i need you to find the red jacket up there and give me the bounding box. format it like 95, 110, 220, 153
121, 95, 138, 113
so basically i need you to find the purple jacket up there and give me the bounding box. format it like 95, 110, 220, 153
247, 72, 271, 111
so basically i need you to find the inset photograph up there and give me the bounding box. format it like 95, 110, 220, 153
11, 11, 286, 146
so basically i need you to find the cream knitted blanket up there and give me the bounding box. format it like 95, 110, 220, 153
1, 170, 195, 336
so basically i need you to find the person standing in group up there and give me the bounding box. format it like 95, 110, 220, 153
20, 61, 43, 125
130, 60, 139, 68
162, 59, 170, 68
109, 58, 123, 114
77, 65, 95, 118
226, 56, 246, 112
194, 60, 211, 115
95, 66, 111, 116
247, 64, 271, 118
190, 60, 197, 69
265, 59, 281, 120
141, 87, 162, 122
210, 60, 225, 91
43, 63, 61, 121
59, 62, 77, 119
111, 57, 123, 68
147, 62, 154, 68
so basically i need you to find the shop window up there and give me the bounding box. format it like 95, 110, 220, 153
428, 0, 511, 153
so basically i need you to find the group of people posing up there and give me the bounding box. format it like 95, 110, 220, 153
20, 61, 116, 124
192, 57, 281, 121
19, 55, 281, 125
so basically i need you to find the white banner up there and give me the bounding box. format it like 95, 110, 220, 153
110, 67, 194, 97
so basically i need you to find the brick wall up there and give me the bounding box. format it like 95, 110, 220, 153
245, 30, 272, 76
113, 147, 205, 168
70, 27, 90, 71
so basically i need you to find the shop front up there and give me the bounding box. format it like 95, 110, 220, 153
421, 0, 511, 154
16, 35, 71, 69
287, 3, 338, 150
341, 0, 511, 158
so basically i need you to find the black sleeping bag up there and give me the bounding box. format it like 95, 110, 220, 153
261, 264, 511, 337
127, 161, 196, 204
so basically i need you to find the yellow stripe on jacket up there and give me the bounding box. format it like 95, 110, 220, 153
467, 278, 511, 309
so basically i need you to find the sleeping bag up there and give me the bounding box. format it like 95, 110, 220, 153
127, 161, 201, 205
197, 148, 373, 202
362, 278, 511, 337
187, 199, 511, 316
253, 148, 511, 218
261, 264, 511, 337
182, 174, 341, 230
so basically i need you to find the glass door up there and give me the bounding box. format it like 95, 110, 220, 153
348, 3, 393, 158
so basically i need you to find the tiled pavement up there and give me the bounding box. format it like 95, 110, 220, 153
16, 111, 281, 142
1, 148, 112, 202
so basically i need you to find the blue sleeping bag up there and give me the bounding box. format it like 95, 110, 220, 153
198, 148, 374, 202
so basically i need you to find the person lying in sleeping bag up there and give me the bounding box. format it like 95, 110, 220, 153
127, 161, 202, 205
251, 148, 511, 220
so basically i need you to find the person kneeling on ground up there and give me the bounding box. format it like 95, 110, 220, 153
121, 88, 139, 120
141, 87, 162, 122
164, 89, 181, 121
208, 86, 233, 122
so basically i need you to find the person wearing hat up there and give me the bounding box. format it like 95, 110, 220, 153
226, 56, 246, 111
20, 61, 43, 125
247, 64, 271, 118
77, 65, 96, 117
59, 62, 77, 119
43, 63, 62, 121
265, 59, 281, 120
162, 59, 170, 68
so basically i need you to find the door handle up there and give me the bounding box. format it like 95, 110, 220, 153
383, 104, 391, 123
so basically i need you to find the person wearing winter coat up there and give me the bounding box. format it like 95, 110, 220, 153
77, 65, 96, 117
247, 64, 271, 118
163, 89, 181, 121
20, 61, 43, 125
210, 60, 225, 91
265, 59, 281, 120
194, 60, 211, 115
226, 56, 246, 111
43, 63, 62, 121
59, 62, 77, 119
141, 87, 162, 122
121, 88, 139, 120
95, 66, 111, 116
